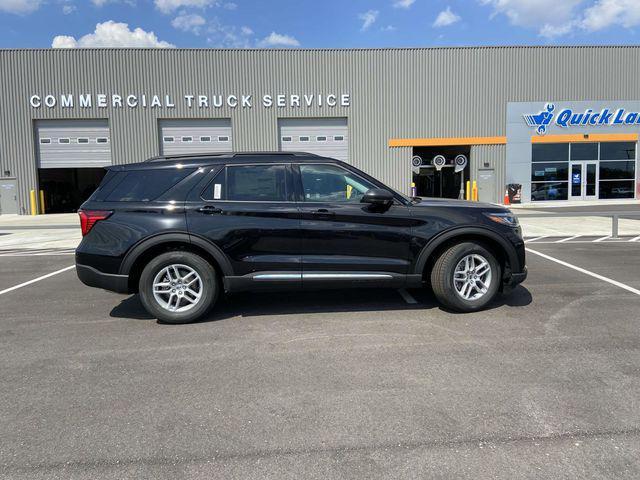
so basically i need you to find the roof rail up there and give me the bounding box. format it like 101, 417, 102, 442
145, 151, 319, 162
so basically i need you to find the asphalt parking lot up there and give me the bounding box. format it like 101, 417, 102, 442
1, 242, 640, 479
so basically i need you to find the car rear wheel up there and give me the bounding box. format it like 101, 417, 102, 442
430, 242, 501, 312
139, 251, 218, 324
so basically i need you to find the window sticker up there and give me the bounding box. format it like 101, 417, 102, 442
213, 183, 222, 200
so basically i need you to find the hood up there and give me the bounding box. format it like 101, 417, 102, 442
411, 197, 507, 211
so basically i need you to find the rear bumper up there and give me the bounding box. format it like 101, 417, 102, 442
76, 264, 130, 294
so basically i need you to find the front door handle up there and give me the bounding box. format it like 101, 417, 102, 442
311, 208, 335, 218
197, 205, 223, 215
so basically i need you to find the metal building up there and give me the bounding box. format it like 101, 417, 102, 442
0, 47, 638, 214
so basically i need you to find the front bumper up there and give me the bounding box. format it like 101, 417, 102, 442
76, 264, 130, 294
503, 266, 527, 291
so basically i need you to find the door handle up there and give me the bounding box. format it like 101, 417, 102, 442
311, 208, 335, 218
197, 205, 223, 215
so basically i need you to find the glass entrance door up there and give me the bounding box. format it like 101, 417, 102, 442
570, 161, 598, 200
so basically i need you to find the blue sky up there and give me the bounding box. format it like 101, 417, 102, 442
0, 0, 639, 49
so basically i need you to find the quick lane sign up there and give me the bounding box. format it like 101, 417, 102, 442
524, 103, 640, 135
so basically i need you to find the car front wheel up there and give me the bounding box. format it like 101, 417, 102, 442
139, 251, 218, 324
430, 242, 501, 312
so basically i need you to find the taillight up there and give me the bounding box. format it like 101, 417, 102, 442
78, 210, 112, 237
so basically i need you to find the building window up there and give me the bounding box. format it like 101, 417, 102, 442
96, 137, 109, 144
58, 138, 71, 144
218, 136, 229, 142
531, 143, 569, 201
163, 136, 174, 143
299, 136, 310, 142
200, 136, 211, 142
77, 138, 89, 144
531, 141, 636, 201
316, 136, 327, 142
182, 136, 193, 143
281, 136, 292, 142
39, 138, 51, 144
600, 142, 636, 160
570, 143, 598, 160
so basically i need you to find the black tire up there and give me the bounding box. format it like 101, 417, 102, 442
138, 251, 218, 324
430, 242, 501, 313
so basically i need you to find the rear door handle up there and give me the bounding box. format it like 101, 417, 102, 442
311, 208, 335, 218
197, 205, 223, 215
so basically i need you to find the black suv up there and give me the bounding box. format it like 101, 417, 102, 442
76, 152, 526, 323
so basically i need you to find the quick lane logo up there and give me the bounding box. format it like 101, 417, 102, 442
524, 103, 555, 135
525, 103, 640, 135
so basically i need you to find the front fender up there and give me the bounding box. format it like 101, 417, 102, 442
413, 226, 520, 275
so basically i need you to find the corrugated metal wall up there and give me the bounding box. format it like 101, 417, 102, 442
1, 47, 640, 213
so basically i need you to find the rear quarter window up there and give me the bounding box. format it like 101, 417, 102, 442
93, 168, 195, 202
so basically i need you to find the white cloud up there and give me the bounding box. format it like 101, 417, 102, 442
581, 0, 640, 31
393, 0, 415, 8
479, 0, 583, 37
223, 1, 236, 9
0, 0, 41, 14
62, 4, 76, 14
154, 0, 217, 14
205, 18, 254, 48
481, 0, 640, 37
171, 12, 206, 34
257, 31, 301, 48
51, 21, 175, 48
381, 24, 396, 31
91, 0, 136, 6
358, 9, 379, 31
433, 6, 461, 27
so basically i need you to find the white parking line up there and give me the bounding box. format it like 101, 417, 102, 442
526, 248, 640, 296
556, 235, 580, 243
397, 288, 418, 304
524, 236, 548, 243
594, 236, 611, 243
0, 265, 75, 296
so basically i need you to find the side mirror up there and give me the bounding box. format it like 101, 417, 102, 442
361, 188, 394, 208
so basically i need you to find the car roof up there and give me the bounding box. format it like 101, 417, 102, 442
109, 152, 340, 170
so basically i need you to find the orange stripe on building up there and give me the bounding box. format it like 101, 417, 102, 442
388, 136, 507, 147
531, 133, 639, 144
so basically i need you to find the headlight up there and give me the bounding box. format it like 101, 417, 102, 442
484, 212, 519, 227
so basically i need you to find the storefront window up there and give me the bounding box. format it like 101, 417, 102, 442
600, 142, 636, 160
531, 141, 636, 201
599, 181, 635, 199
531, 182, 568, 201
530, 162, 569, 182
570, 143, 598, 160
532, 143, 569, 162
531, 143, 569, 201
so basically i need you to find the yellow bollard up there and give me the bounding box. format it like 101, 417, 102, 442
465, 181, 471, 201
472, 180, 478, 202
30, 189, 38, 215
39, 190, 46, 214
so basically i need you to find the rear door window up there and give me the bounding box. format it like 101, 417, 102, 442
206, 165, 287, 202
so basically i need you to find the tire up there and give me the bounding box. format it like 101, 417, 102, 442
138, 251, 218, 324
430, 242, 501, 313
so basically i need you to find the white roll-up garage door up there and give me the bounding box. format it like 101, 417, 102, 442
279, 118, 348, 162
160, 119, 232, 155
36, 120, 111, 169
